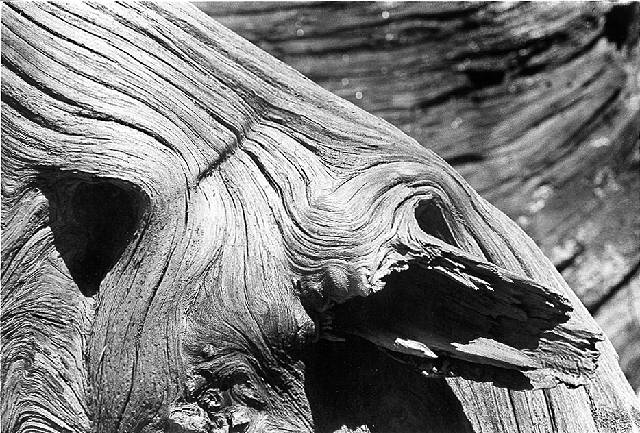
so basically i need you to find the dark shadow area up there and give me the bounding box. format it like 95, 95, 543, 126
304, 338, 474, 433
414, 198, 457, 245
464, 68, 506, 89
604, 3, 639, 50
38, 170, 145, 296
445, 152, 486, 167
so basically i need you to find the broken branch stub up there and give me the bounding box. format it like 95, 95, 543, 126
1, 3, 638, 433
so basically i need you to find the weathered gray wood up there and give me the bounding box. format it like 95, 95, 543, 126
202, 0, 640, 399
1, 2, 638, 433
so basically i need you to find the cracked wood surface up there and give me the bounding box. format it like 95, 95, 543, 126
1, 2, 638, 433
203, 0, 640, 397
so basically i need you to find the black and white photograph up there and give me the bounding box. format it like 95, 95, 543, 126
1, 1, 639, 432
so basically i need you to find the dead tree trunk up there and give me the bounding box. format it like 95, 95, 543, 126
202, 0, 640, 397
1, 3, 638, 433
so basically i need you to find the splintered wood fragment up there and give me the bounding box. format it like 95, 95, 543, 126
333, 242, 597, 387
1, 2, 639, 433
394, 338, 439, 359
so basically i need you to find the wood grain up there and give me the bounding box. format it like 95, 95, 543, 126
203, 0, 640, 399
1, 2, 638, 432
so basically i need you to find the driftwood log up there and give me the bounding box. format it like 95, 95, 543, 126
201, 1, 640, 396
0, 2, 638, 433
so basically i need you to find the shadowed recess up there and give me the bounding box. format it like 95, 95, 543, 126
414, 198, 457, 245
604, 3, 640, 49
303, 338, 474, 433
39, 171, 145, 297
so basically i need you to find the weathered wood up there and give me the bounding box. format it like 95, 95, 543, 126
1, 2, 638, 433
202, 0, 640, 397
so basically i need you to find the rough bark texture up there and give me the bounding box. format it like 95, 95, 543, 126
1, 2, 638, 433
201, 0, 640, 397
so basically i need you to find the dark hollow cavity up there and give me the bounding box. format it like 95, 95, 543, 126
39, 171, 145, 296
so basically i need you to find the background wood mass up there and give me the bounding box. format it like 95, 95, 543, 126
200, 0, 640, 395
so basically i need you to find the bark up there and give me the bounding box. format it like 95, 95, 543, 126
202, 0, 640, 397
1, 2, 638, 433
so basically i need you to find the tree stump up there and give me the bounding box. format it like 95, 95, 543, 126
1, 3, 638, 433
